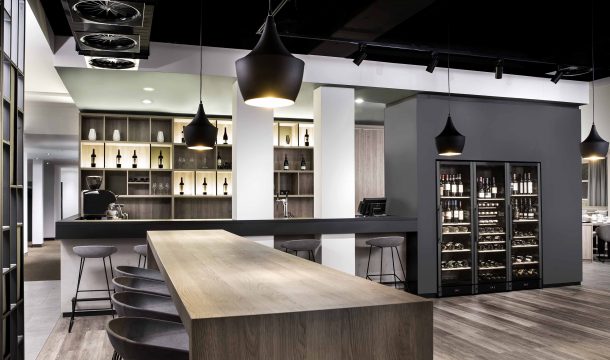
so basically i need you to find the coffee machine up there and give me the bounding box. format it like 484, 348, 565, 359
81, 176, 117, 219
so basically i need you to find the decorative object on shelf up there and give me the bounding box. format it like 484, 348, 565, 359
304, 129, 309, 146
157, 130, 165, 143
202, 177, 208, 195
235, 0, 304, 108
88, 128, 97, 141
581, 1, 608, 161
435, 9, 465, 157
224, 161, 231, 170
223, 127, 229, 144
158, 150, 164, 169
116, 149, 122, 168
285, 134, 291, 145
181, 126, 185, 143
283, 154, 289, 170
217, 153, 223, 168
91, 148, 96, 168
300, 155, 306, 170
223, 178, 228, 195
112, 129, 121, 141
184, 0, 218, 150
132, 150, 138, 168
179, 177, 185, 195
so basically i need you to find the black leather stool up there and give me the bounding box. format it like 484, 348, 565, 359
365, 236, 406, 288
133, 245, 148, 268
281, 239, 320, 262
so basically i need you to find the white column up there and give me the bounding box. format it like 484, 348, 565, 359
31, 159, 44, 246
23, 153, 28, 253
314, 86, 356, 274
232, 82, 275, 247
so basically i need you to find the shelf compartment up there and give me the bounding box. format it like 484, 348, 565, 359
216, 172, 232, 196
127, 117, 150, 142
120, 197, 172, 220
215, 118, 233, 145
151, 144, 172, 170
150, 117, 172, 143
298, 122, 314, 147
104, 116, 128, 141
80, 142, 104, 169
105, 171, 127, 195
80, 114, 104, 141
195, 171, 217, 196
172, 118, 190, 144
104, 143, 151, 170
174, 197, 231, 219
277, 122, 299, 147
274, 197, 313, 219
173, 171, 195, 196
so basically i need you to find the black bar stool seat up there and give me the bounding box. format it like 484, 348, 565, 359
69, 245, 118, 333
115, 266, 164, 282
281, 239, 320, 262
112, 292, 181, 323
134, 245, 148, 268
106, 317, 188, 360
113, 276, 171, 297
365, 236, 406, 288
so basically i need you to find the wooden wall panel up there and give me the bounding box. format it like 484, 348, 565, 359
355, 126, 385, 210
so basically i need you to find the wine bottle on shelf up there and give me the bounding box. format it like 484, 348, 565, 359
457, 174, 464, 196
132, 150, 138, 168
179, 177, 184, 195
223, 178, 228, 195
478, 177, 485, 199
528, 199, 535, 219
300, 155, 306, 170
444, 201, 452, 223
491, 177, 498, 198
511, 173, 518, 195
450, 175, 457, 196
202, 177, 207, 195
485, 178, 492, 199
217, 153, 223, 168
444, 174, 451, 196
527, 173, 533, 194
158, 150, 164, 169
283, 154, 289, 170
519, 174, 524, 194
223, 127, 229, 144
452, 200, 459, 223
90, 149, 96, 168
116, 149, 122, 168
513, 199, 520, 220
181, 127, 185, 143
458, 201, 464, 222
304, 129, 310, 146
439, 174, 445, 197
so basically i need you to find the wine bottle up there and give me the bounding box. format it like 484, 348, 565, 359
223, 178, 228, 195
116, 149, 122, 168
283, 154, 289, 170
452, 200, 459, 223
179, 177, 184, 195
458, 201, 464, 222
478, 177, 485, 199
528, 199, 534, 219
513, 199, 520, 220
491, 177, 498, 198
202, 177, 207, 195
444, 201, 452, 223
457, 174, 464, 196
527, 173, 533, 194
439, 174, 445, 197
158, 150, 164, 169
484, 178, 491, 199
444, 174, 451, 196
181, 127, 185, 143
450, 175, 457, 196
511, 173, 518, 195
90, 149, 96, 168
300, 155, 306, 170
304, 129, 310, 146
223, 127, 229, 144
132, 150, 138, 168
217, 153, 222, 168
519, 174, 524, 194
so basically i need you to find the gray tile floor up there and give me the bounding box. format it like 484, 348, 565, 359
24, 281, 60, 360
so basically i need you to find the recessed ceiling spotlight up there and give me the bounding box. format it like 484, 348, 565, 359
143, 87, 155, 92
355, 98, 364, 104
142, 99, 153, 104
47, 153, 50, 156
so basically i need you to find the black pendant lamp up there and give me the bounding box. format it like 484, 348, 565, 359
235, 0, 304, 108
184, 0, 217, 151
581, 1, 608, 161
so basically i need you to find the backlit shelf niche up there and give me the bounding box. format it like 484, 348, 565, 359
273, 119, 314, 218
79, 113, 233, 220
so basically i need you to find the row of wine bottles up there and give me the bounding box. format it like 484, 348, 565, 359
180, 126, 231, 145
512, 198, 537, 220
439, 174, 465, 197
178, 177, 229, 196
90, 148, 232, 170
283, 154, 308, 170
442, 200, 467, 223
510, 172, 535, 194
477, 177, 499, 199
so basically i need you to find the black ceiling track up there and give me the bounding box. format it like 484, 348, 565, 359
61, 0, 155, 60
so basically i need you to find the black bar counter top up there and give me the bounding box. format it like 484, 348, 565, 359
56, 216, 417, 239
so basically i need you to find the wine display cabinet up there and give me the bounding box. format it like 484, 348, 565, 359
1, 0, 25, 358
79, 113, 233, 219
273, 119, 314, 218
436, 161, 542, 297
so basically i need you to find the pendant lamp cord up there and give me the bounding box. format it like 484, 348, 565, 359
269, 0, 272, 15
591, 0, 595, 125
199, 0, 203, 103
446, 0, 451, 116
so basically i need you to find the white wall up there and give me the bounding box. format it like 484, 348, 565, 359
31, 160, 43, 245
60, 166, 79, 218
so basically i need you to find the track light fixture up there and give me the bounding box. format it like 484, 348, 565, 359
353, 44, 367, 66
551, 68, 564, 84
426, 52, 439, 73
495, 59, 503, 79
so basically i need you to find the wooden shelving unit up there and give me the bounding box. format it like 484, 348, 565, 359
273, 120, 314, 218
1, 0, 25, 358
79, 113, 233, 219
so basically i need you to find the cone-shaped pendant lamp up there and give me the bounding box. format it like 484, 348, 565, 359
436, 115, 465, 156
235, 1, 304, 108
185, 0, 217, 150
581, 1, 608, 161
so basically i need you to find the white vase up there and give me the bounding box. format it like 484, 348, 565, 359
156, 131, 164, 143
112, 129, 121, 141
88, 128, 97, 141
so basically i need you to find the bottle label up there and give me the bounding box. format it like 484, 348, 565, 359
458, 184, 464, 195
478, 191, 485, 198
458, 211, 464, 221
528, 183, 533, 194
451, 184, 457, 194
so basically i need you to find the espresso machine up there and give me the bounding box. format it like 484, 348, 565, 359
81, 176, 117, 219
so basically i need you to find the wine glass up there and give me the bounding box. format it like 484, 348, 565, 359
152, 182, 157, 195
164, 182, 170, 195
189, 156, 195, 169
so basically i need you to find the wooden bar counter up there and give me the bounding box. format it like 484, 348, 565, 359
147, 230, 432, 360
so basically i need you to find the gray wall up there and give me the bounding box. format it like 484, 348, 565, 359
386, 94, 582, 295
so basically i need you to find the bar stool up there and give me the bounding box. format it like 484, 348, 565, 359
134, 245, 148, 268
115, 266, 164, 282
113, 276, 171, 297
281, 239, 320, 262
365, 236, 406, 288
69, 245, 118, 333
106, 317, 188, 360
112, 292, 181, 323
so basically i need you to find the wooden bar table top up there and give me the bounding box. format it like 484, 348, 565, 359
147, 229, 432, 360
